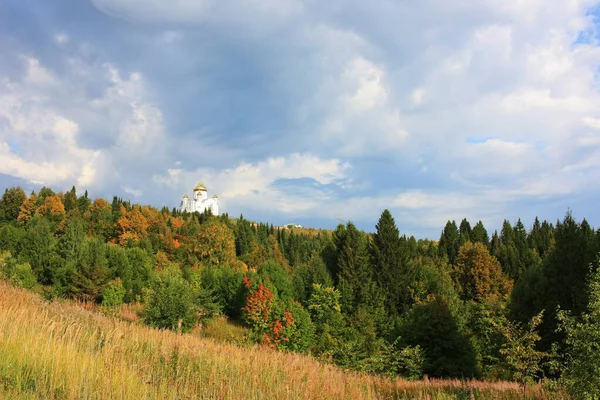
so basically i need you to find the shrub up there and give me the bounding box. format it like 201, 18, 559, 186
268, 300, 315, 353
143, 268, 197, 333
102, 278, 126, 307
0, 251, 37, 289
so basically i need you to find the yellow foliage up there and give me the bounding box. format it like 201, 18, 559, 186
38, 195, 66, 222
17, 194, 37, 225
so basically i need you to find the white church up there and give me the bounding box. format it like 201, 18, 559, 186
180, 182, 219, 216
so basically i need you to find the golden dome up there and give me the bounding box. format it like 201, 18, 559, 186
182, 193, 189, 198
212, 194, 218, 198
193, 182, 207, 192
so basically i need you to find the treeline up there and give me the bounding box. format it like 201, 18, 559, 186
1, 185, 600, 397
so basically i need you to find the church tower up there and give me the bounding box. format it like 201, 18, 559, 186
180, 181, 219, 215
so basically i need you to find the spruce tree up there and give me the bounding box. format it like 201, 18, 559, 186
372, 209, 409, 317
471, 220, 489, 245
438, 221, 460, 264
458, 218, 472, 245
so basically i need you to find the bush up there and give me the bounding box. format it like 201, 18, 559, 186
269, 300, 315, 353
382, 340, 424, 380
10, 262, 38, 289
103, 278, 126, 307
0, 251, 37, 289
143, 268, 197, 333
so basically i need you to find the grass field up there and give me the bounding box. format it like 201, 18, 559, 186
0, 281, 563, 399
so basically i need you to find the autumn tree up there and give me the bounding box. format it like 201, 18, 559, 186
115, 204, 149, 245
453, 241, 512, 303
36, 187, 55, 206
192, 220, 236, 266
38, 195, 66, 224
17, 193, 37, 225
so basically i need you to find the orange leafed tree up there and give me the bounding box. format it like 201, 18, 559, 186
38, 195, 66, 222
115, 204, 149, 245
17, 194, 37, 225
454, 241, 512, 303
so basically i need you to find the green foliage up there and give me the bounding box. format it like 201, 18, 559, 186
102, 278, 126, 307
143, 268, 197, 333
18, 215, 62, 285
0, 223, 25, 254
466, 301, 509, 379
471, 221, 490, 245
397, 294, 477, 378
6, 182, 600, 387
70, 238, 111, 301
499, 311, 547, 390
556, 265, 600, 399
0, 187, 26, 223
292, 253, 333, 305
271, 299, 315, 353
308, 284, 346, 357
371, 209, 413, 317
196, 285, 222, 321
439, 221, 460, 264
381, 339, 425, 380
257, 260, 294, 300
0, 251, 37, 289
201, 265, 246, 318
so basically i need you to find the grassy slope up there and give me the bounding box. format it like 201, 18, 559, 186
0, 282, 559, 399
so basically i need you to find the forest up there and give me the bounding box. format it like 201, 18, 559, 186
0, 185, 599, 398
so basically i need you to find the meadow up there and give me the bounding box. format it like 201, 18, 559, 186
0, 282, 561, 400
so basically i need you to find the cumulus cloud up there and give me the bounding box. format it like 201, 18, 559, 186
2, 0, 600, 236
153, 153, 350, 214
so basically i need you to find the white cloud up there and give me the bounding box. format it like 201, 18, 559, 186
153, 153, 350, 214
319, 56, 408, 156
5, 0, 600, 236
0, 53, 166, 192
54, 33, 69, 45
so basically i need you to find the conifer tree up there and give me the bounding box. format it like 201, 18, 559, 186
458, 218, 472, 245
63, 186, 77, 212
372, 209, 409, 316
336, 222, 373, 315
438, 221, 460, 264
471, 220, 489, 245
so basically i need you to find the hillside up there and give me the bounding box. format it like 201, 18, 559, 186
0, 282, 554, 400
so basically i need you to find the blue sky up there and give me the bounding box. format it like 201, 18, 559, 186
2, 0, 600, 238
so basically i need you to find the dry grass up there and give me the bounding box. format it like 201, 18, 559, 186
0, 282, 562, 399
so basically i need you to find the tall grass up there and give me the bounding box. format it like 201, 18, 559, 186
0, 282, 562, 399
